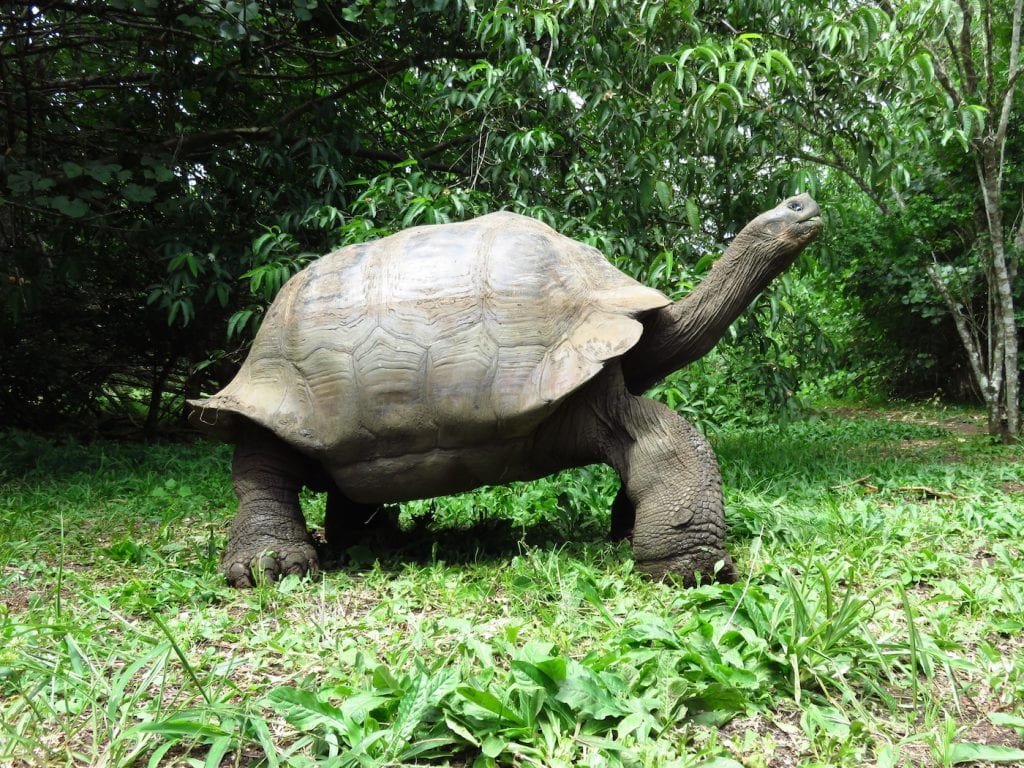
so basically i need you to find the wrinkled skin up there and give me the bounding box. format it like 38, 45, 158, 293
196, 195, 821, 587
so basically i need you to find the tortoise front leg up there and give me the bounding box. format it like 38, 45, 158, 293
539, 367, 735, 586
613, 399, 736, 585
224, 425, 319, 587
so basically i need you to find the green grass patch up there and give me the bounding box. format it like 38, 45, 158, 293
1, 408, 1023, 767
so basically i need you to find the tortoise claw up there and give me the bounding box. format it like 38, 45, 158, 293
635, 550, 736, 587
223, 545, 320, 588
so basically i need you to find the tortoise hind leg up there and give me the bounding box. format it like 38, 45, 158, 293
323, 491, 388, 554
224, 424, 319, 587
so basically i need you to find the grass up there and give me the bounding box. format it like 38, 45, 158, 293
1, 406, 1023, 767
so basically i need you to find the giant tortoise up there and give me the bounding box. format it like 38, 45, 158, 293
189, 195, 822, 587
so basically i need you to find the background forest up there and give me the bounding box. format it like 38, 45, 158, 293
1, 0, 1021, 440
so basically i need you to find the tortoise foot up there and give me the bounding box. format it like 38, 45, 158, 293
635, 549, 736, 587
223, 542, 320, 588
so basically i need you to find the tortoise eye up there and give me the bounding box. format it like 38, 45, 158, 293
787, 201, 803, 212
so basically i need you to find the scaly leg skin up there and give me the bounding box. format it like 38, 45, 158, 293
224, 425, 319, 587
542, 367, 735, 586
617, 400, 736, 585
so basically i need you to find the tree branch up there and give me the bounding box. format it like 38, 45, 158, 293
923, 37, 965, 108
30, 1, 222, 44
983, 0, 996, 107
792, 150, 890, 214
157, 28, 490, 159
346, 146, 470, 176
159, 68, 396, 157
1010, 210, 1022, 285
1, 72, 156, 95
925, 260, 991, 402
161, 119, 475, 176
995, 0, 1023, 162
956, 0, 979, 95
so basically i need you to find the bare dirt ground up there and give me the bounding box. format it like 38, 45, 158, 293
828, 406, 988, 436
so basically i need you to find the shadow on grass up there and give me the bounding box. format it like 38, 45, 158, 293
8, 412, 998, 584
315, 505, 617, 576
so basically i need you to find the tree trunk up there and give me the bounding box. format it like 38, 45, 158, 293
144, 356, 177, 440
924, 262, 992, 404
977, 144, 1020, 442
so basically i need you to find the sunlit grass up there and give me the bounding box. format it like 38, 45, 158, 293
1, 408, 1022, 766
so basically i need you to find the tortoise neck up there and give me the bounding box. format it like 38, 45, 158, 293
623, 234, 797, 393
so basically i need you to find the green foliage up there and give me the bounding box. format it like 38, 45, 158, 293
733, 0, 1024, 431
3, 0, 1020, 434
2, 411, 1023, 765
812, 156, 1023, 403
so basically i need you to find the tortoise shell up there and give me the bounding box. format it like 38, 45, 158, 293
189, 212, 669, 496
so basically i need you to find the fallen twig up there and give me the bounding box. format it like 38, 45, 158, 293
831, 475, 879, 492
893, 485, 963, 500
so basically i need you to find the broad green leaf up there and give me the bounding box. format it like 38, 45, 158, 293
83, 161, 122, 183
874, 744, 899, 768
638, 174, 655, 211
131, 717, 231, 738
988, 713, 1024, 731
655, 180, 672, 211
123, 183, 156, 203
204, 736, 232, 768
700, 759, 744, 768
555, 663, 629, 721
49, 196, 89, 218
456, 686, 526, 725
390, 666, 457, 750
444, 715, 479, 747
145, 741, 177, 768
744, 57, 759, 90
949, 743, 1024, 764
800, 704, 851, 740
913, 52, 934, 81
694, 253, 716, 273
481, 735, 506, 758
227, 309, 254, 338
683, 682, 752, 713
247, 715, 280, 768
685, 197, 700, 232
764, 49, 797, 79
267, 685, 353, 730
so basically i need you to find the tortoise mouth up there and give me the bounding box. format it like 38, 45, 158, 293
783, 216, 822, 248
797, 215, 823, 235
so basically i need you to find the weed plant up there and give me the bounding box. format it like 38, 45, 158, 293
1, 407, 1023, 767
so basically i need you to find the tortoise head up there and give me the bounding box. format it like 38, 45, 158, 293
737, 193, 822, 257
